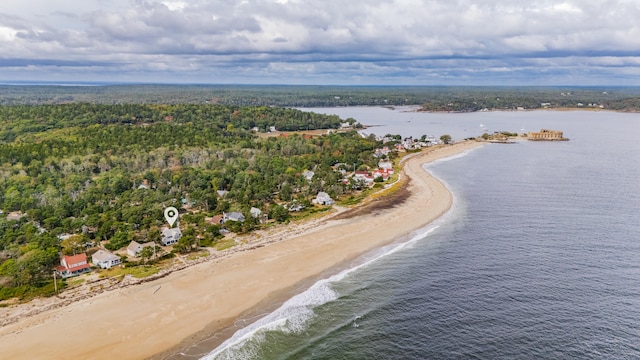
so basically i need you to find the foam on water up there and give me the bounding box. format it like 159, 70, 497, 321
203, 223, 445, 359
202, 147, 474, 359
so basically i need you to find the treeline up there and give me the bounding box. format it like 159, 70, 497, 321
0, 103, 383, 296
0, 103, 343, 143
2, 85, 640, 110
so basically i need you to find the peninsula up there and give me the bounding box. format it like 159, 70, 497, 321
0, 140, 483, 359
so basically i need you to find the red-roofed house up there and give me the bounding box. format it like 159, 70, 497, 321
56, 253, 91, 278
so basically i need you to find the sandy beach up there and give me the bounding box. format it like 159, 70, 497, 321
0, 140, 482, 360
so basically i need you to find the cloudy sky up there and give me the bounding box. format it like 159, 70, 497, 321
1, 0, 640, 85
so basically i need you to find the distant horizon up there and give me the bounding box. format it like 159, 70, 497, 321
2, 81, 640, 89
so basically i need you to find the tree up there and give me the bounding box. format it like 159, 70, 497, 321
139, 245, 155, 264
60, 234, 86, 255
173, 235, 195, 253
440, 134, 452, 144
269, 205, 290, 223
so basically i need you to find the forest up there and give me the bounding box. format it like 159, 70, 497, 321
0, 103, 383, 300
1, 84, 640, 111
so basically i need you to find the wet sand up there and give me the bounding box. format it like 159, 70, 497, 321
0, 141, 482, 360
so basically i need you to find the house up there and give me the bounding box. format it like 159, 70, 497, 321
302, 170, 315, 181
250, 207, 262, 219
56, 253, 91, 278
137, 179, 150, 189
6, 211, 25, 221
206, 215, 224, 225
354, 171, 375, 184
57, 233, 73, 241
161, 228, 182, 246
286, 202, 305, 212
223, 211, 245, 223
127, 241, 156, 257
372, 168, 393, 181
92, 249, 121, 269
378, 161, 393, 170
313, 192, 335, 205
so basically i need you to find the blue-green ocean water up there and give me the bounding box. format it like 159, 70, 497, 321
201, 109, 640, 359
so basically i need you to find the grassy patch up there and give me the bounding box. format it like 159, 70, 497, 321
98, 265, 160, 279
186, 251, 210, 261
215, 239, 237, 251
67, 278, 86, 287
0, 280, 64, 302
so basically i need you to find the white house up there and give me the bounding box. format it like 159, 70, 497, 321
302, 170, 315, 181
92, 249, 121, 269
127, 241, 156, 257
250, 207, 262, 218
378, 161, 393, 170
161, 227, 182, 246
313, 192, 335, 205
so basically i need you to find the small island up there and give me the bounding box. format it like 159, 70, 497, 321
527, 129, 569, 141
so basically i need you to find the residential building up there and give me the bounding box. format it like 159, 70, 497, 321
206, 215, 224, 225
223, 211, 245, 223
313, 192, 335, 205
127, 241, 156, 257
56, 253, 91, 278
92, 249, 121, 269
250, 207, 262, 219
302, 170, 315, 181
161, 227, 182, 246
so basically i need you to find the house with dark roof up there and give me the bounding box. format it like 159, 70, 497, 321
223, 211, 245, 223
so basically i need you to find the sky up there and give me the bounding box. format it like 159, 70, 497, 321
1, 0, 640, 85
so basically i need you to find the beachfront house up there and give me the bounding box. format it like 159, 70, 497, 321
56, 253, 91, 278
91, 249, 121, 269
127, 241, 156, 257
313, 192, 335, 205
223, 211, 245, 223
161, 227, 182, 246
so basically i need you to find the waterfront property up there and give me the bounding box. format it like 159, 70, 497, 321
161, 228, 182, 246
56, 253, 91, 278
91, 249, 121, 269
313, 192, 335, 205
127, 241, 156, 257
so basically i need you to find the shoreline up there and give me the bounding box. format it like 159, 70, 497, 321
0, 141, 483, 360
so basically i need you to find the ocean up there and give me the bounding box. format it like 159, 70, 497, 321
200, 109, 640, 359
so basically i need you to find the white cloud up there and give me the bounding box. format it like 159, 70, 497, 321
0, 0, 639, 84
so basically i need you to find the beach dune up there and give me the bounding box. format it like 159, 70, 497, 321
0, 141, 481, 360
